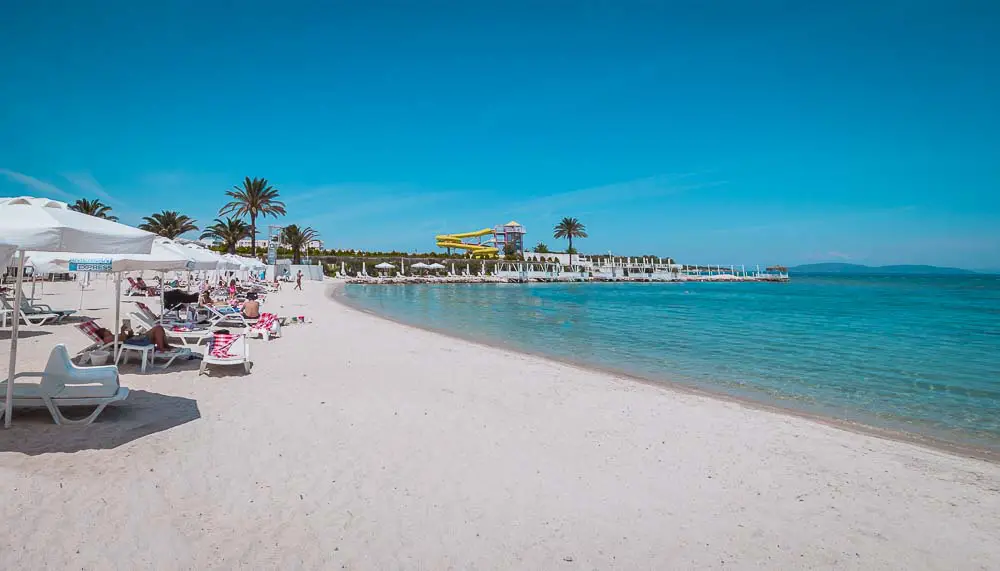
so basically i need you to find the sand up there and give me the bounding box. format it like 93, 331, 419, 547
2, 277, 999, 570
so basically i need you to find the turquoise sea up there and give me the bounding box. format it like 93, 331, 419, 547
341, 275, 1000, 451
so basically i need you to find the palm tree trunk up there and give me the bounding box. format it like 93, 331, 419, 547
569, 236, 573, 265
250, 214, 257, 257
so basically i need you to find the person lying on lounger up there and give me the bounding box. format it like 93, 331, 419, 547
135, 277, 158, 296
95, 323, 173, 352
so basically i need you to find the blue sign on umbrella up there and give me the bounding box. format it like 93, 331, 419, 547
68, 258, 113, 272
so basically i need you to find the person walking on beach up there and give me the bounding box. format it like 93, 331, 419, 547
295, 270, 303, 290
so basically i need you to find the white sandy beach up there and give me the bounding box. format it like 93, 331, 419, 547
2, 278, 999, 569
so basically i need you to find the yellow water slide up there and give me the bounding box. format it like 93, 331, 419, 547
436, 228, 499, 258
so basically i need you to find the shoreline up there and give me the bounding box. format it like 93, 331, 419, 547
330, 281, 1000, 463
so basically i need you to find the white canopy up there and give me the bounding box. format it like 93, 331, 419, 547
426, 263, 447, 270
410, 262, 429, 269
0, 197, 154, 254
179, 243, 225, 271
220, 253, 252, 271
26, 237, 194, 273
237, 255, 266, 270
374, 262, 395, 269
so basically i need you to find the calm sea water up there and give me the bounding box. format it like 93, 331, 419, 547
341, 275, 1000, 450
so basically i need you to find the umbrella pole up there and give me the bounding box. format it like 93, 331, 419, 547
160, 271, 165, 324
3, 250, 26, 427
114, 272, 122, 363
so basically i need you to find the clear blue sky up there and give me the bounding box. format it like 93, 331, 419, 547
2, 1, 998, 268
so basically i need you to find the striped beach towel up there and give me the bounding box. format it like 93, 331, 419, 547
209, 333, 239, 359
250, 312, 277, 333
76, 320, 104, 343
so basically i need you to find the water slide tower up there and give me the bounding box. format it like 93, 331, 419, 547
493, 221, 526, 255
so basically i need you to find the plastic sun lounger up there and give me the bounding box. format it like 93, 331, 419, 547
130, 312, 212, 348
20, 297, 76, 322
203, 304, 249, 328
126, 277, 159, 297
247, 312, 281, 340
75, 320, 114, 356
199, 333, 251, 375
2, 296, 58, 327
0, 344, 129, 425
133, 301, 160, 323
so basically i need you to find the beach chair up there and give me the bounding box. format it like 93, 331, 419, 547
133, 301, 160, 323
202, 304, 249, 328
19, 297, 76, 322
247, 312, 281, 340
126, 277, 159, 297
76, 320, 113, 356
2, 295, 58, 327
199, 333, 251, 375
0, 344, 129, 425
130, 312, 212, 348
125, 277, 143, 296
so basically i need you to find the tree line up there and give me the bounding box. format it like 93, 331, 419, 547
67, 177, 319, 264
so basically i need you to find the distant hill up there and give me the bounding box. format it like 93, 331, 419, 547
790, 263, 976, 275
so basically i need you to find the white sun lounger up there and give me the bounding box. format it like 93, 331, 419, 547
2, 295, 58, 327
130, 312, 212, 348
201, 304, 250, 328
19, 297, 76, 322
0, 344, 129, 425
199, 334, 251, 375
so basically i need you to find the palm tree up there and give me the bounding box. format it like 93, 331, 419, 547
200, 217, 250, 254
280, 224, 319, 264
139, 210, 199, 239
219, 177, 286, 256
69, 198, 118, 221
553, 217, 588, 262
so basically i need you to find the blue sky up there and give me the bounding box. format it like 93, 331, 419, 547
2, 1, 998, 269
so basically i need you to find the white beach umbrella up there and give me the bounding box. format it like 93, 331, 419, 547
27, 237, 197, 359
26, 237, 195, 273
0, 197, 153, 252
427, 263, 446, 270
0, 196, 155, 427
239, 256, 265, 271
220, 254, 249, 271
179, 243, 224, 271
374, 262, 395, 269
410, 262, 429, 269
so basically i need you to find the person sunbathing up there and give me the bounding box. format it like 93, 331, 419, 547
95, 323, 173, 352
135, 277, 158, 296
242, 292, 260, 319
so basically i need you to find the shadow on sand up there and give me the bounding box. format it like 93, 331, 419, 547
0, 389, 201, 455
0, 329, 53, 341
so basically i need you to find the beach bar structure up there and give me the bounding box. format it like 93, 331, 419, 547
494, 255, 789, 282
